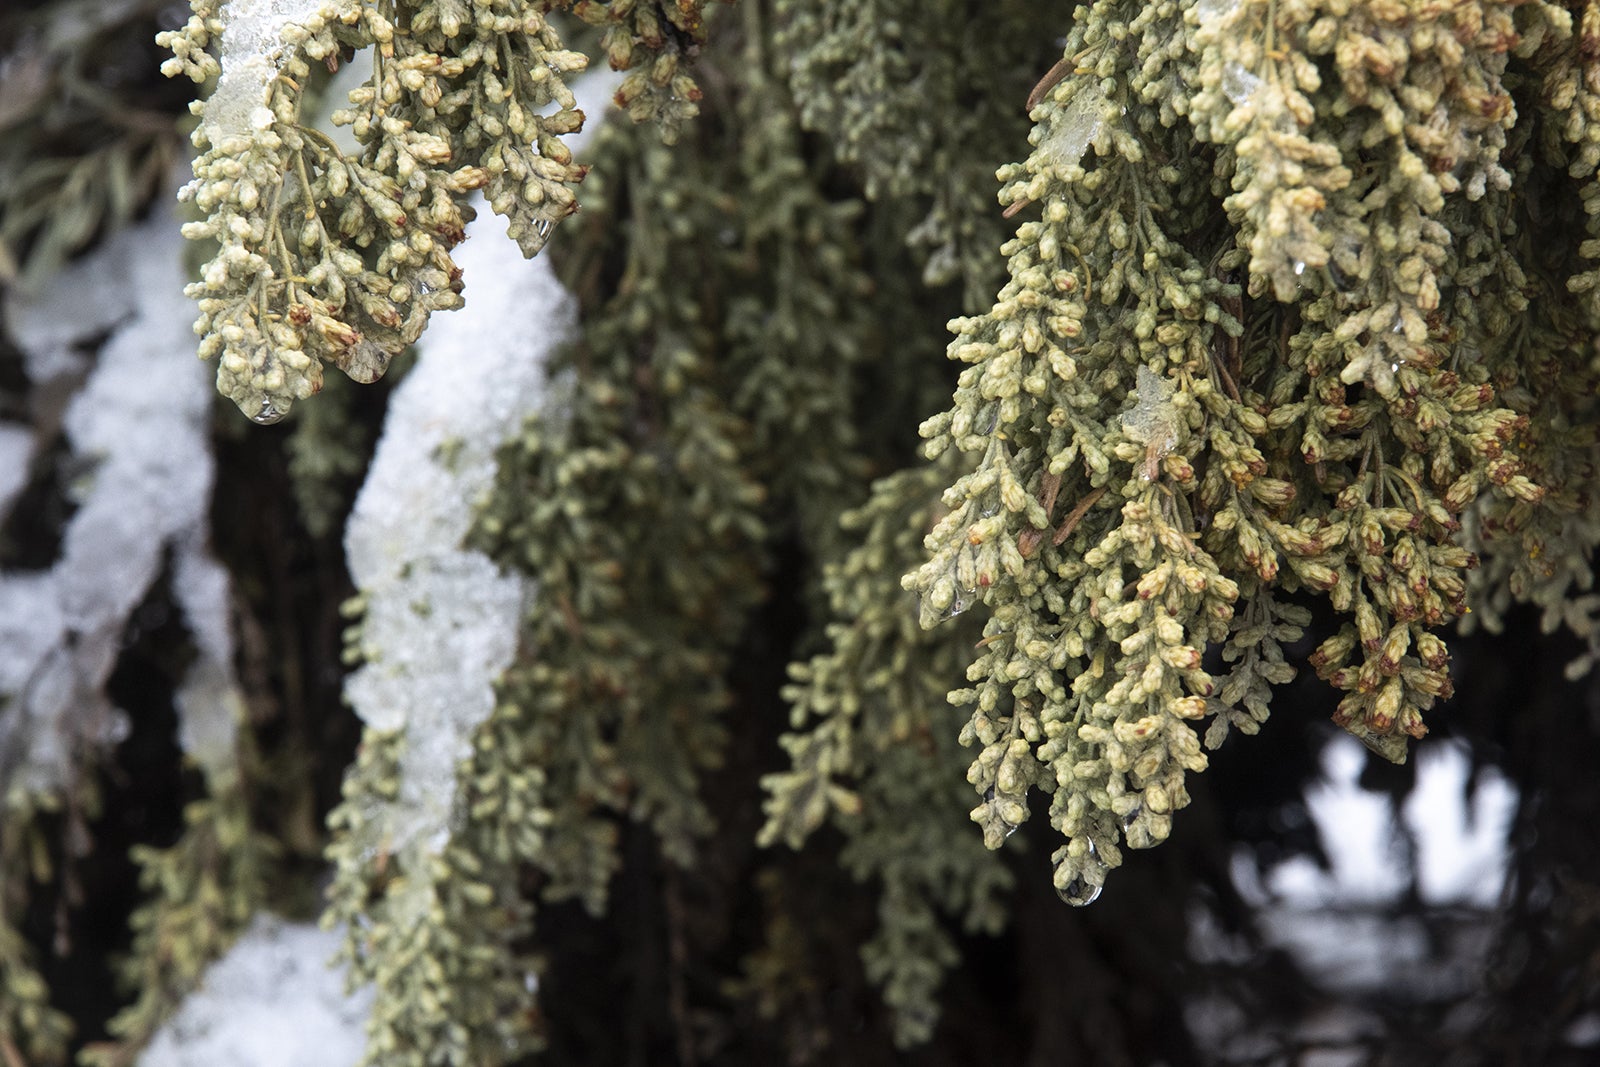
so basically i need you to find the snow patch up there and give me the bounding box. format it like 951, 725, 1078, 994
341, 70, 622, 856
203, 0, 328, 146
0, 423, 34, 526
340, 211, 571, 854
1259, 736, 1516, 908
1, 195, 243, 794
1403, 739, 1516, 907
139, 915, 371, 1067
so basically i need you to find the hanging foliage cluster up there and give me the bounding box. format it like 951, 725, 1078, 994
7, 0, 1600, 1063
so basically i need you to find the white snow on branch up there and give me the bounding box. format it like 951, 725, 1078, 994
140, 914, 372, 1067
1, 196, 244, 795
0, 423, 34, 524
202, 0, 328, 147
341, 70, 622, 855
1255, 735, 1515, 909
339, 215, 565, 856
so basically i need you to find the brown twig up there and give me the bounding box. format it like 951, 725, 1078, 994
1213, 351, 1243, 405
1017, 472, 1064, 558
1027, 56, 1073, 112
1054, 485, 1108, 545
1002, 197, 1032, 220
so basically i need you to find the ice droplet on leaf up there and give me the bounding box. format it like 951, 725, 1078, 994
1058, 877, 1103, 907
251, 399, 286, 425
1055, 838, 1107, 906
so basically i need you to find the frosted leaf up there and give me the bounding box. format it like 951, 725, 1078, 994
139, 915, 372, 1067
1038, 81, 1108, 171
201, 0, 328, 146
342, 71, 623, 857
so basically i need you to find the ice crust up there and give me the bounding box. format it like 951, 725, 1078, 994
1121, 365, 1179, 452
1039, 81, 1107, 171
202, 0, 328, 145
341, 211, 571, 854
342, 70, 621, 855
139, 914, 372, 1067
1222, 62, 1262, 107
1, 198, 243, 794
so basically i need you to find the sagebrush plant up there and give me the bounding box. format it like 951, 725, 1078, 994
887, 0, 1600, 906
158, 0, 711, 422
7, 0, 1600, 1062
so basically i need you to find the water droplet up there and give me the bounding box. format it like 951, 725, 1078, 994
1292, 259, 1307, 277
252, 399, 286, 425
977, 405, 999, 435
1120, 803, 1142, 830
1057, 876, 1103, 906
1056, 838, 1106, 904
1329, 237, 1363, 291
1222, 63, 1261, 107
984, 785, 1027, 838
934, 575, 972, 627
939, 587, 972, 621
